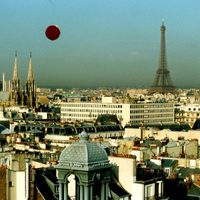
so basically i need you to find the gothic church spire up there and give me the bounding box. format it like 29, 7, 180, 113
12, 51, 19, 81
27, 52, 34, 81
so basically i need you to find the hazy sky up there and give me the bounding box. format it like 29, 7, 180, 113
1, 0, 200, 88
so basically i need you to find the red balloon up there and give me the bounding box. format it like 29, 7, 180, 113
45, 25, 61, 41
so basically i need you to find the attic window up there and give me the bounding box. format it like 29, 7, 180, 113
9, 181, 13, 187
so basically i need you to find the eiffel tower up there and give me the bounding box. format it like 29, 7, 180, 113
149, 21, 175, 94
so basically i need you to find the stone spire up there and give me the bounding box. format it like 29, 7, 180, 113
25, 52, 36, 108
12, 51, 19, 81
2, 72, 6, 92
10, 51, 22, 105
27, 52, 34, 81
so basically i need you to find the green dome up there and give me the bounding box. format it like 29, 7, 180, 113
58, 131, 109, 171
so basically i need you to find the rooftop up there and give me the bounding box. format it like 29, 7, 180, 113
57, 131, 110, 171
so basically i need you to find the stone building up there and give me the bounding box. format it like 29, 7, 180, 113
55, 131, 112, 200
9, 52, 37, 108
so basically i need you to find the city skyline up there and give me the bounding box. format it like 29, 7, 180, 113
1, 0, 200, 88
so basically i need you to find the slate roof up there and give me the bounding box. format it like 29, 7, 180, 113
57, 131, 110, 171
35, 168, 57, 200
177, 167, 200, 179
110, 171, 132, 198
187, 183, 200, 198
0, 124, 10, 134
142, 139, 162, 148
145, 160, 161, 169
110, 182, 131, 198
162, 159, 178, 168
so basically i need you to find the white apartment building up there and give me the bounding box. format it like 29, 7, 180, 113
109, 155, 164, 200
60, 99, 174, 127
176, 104, 200, 125
181, 104, 200, 112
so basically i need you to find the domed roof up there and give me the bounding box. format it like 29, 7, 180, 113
57, 131, 110, 171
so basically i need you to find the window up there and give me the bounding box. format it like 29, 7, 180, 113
9, 181, 13, 187
155, 183, 159, 198
146, 185, 152, 199
54, 184, 59, 193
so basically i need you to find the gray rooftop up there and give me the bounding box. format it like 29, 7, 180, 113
57, 131, 110, 171
0, 92, 9, 102
162, 159, 178, 168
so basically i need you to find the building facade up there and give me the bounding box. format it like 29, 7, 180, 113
60, 102, 174, 127
175, 104, 200, 126
56, 131, 112, 200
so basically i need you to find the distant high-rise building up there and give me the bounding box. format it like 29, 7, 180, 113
149, 21, 175, 94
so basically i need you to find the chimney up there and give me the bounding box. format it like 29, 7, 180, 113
157, 146, 160, 156
132, 155, 137, 182
25, 158, 30, 200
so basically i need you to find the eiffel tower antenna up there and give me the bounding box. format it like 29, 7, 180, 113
149, 21, 175, 94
